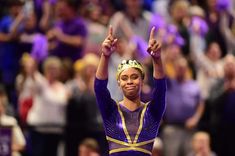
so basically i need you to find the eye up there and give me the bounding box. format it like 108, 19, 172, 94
121, 75, 128, 81
130, 74, 139, 80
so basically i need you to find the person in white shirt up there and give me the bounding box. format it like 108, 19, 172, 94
26, 56, 68, 156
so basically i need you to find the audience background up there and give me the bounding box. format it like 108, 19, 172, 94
0, 0, 235, 156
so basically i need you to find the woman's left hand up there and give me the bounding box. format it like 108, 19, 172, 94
147, 27, 162, 59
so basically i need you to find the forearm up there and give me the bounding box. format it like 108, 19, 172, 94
96, 54, 110, 80
152, 57, 165, 79
39, 14, 50, 32
10, 13, 24, 36
193, 101, 205, 121
12, 144, 25, 152
0, 33, 12, 42
39, 1, 51, 32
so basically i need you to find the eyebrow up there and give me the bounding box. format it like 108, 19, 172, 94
121, 73, 139, 77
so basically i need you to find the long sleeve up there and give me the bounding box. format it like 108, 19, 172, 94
94, 77, 117, 119
148, 77, 167, 121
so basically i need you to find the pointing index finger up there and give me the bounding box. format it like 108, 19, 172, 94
149, 27, 156, 41
108, 25, 113, 37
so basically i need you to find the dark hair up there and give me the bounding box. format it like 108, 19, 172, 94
0, 84, 6, 95
58, 0, 81, 11
7, 0, 24, 7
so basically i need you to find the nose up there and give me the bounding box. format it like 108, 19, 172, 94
127, 78, 133, 84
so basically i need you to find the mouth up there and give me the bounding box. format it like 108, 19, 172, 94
125, 86, 136, 90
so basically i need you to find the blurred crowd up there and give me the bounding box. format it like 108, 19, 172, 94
0, 0, 235, 156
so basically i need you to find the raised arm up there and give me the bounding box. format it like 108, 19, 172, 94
147, 27, 166, 120
94, 26, 118, 118
147, 27, 165, 79
96, 26, 118, 80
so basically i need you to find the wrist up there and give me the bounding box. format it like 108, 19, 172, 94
101, 52, 111, 58
152, 54, 161, 62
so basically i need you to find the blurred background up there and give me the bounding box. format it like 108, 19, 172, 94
0, 0, 235, 156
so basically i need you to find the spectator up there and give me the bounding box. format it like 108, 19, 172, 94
0, 85, 26, 156
169, 0, 190, 56
26, 56, 68, 156
205, 0, 228, 56
109, 0, 153, 60
0, 0, 24, 105
188, 131, 216, 156
83, 3, 107, 56
192, 42, 224, 100
16, 53, 38, 126
47, 0, 87, 62
207, 54, 235, 156
78, 138, 100, 156
161, 57, 205, 156
66, 54, 108, 156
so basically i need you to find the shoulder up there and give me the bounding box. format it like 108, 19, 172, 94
142, 10, 153, 21
1, 115, 17, 126
187, 79, 200, 87
110, 11, 125, 21
0, 16, 13, 31
75, 17, 87, 25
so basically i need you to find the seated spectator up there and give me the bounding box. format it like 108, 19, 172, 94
78, 138, 100, 156
0, 85, 26, 156
188, 131, 216, 156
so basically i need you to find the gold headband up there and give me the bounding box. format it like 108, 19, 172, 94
116, 60, 145, 80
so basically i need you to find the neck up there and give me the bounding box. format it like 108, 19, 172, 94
122, 96, 142, 111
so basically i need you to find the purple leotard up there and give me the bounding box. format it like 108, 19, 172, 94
94, 77, 166, 156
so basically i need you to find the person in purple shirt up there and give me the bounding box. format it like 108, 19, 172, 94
47, 0, 87, 62
161, 57, 205, 156
94, 26, 166, 156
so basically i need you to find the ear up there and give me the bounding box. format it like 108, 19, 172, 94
117, 80, 120, 86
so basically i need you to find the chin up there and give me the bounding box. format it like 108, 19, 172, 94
125, 93, 139, 100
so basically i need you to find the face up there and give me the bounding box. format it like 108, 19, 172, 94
171, 1, 189, 22
192, 133, 210, 153
23, 57, 36, 75
10, 5, 22, 17
79, 145, 99, 156
166, 44, 181, 60
207, 0, 217, 9
24, 12, 37, 30
175, 59, 188, 81
45, 65, 61, 81
79, 145, 90, 156
207, 42, 221, 61
55, 1, 74, 20
118, 68, 143, 100
124, 0, 143, 17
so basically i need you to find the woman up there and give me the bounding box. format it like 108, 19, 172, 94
26, 57, 68, 156
94, 26, 166, 156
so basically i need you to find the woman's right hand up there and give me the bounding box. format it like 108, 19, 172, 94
101, 26, 118, 57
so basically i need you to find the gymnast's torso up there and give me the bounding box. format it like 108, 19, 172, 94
94, 77, 166, 156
